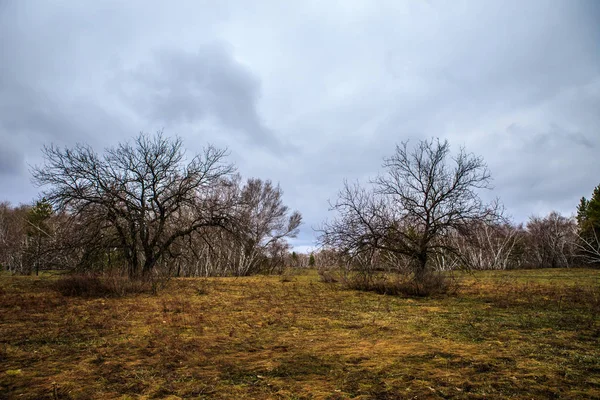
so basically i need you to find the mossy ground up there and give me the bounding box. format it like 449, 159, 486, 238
1, 269, 599, 399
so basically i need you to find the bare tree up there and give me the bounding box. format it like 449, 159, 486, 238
449, 221, 521, 270
31, 132, 235, 278
319, 138, 498, 283
0, 201, 82, 274
0, 202, 28, 273
143, 175, 301, 277
234, 178, 302, 275
575, 228, 600, 265
525, 212, 576, 268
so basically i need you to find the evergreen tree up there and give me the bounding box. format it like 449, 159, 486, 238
576, 184, 600, 265
25, 198, 53, 275
577, 185, 600, 232
308, 252, 316, 267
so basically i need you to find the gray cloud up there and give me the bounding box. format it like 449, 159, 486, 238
0, 0, 599, 249
117, 44, 286, 151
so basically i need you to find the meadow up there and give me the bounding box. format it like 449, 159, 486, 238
1, 269, 599, 399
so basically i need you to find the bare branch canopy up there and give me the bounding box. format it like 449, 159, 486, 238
318, 138, 500, 280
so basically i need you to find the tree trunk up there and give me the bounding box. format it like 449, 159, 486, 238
414, 251, 428, 282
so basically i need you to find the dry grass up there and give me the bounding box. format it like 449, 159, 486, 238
1, 268, 599, 399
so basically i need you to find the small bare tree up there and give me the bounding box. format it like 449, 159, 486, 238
526, 212, 577, 268
0, 202, 28, 273
234, 178, 302, 275
31, 132, 235, 278
450, 221, 521, 270
575, 228, 600, 265
319, 138, 498, 286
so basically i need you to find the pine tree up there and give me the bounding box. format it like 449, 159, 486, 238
26, 198, 53, 275
576, 184, 600, 265
308, 253, 316, 267
576, 197, 589, 227
578, 185, 600, 232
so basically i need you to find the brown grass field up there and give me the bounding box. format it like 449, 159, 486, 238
1, 269, 599, 399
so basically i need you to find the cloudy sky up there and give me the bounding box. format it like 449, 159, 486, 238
1, 0, 599, 251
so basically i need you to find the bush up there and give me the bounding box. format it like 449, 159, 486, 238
53, 273, 151, 297
341, 271, 455, 297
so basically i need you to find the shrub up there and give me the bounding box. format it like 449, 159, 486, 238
341, 271, 455, 297
53, 273, 151, 297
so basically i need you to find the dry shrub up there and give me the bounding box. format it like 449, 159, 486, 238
53, 273, 151, 297
317, 267, 339, 283
342, 271, 455, 297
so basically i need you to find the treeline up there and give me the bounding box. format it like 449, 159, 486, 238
1, 134, 599, 282
0, 133, 302, 277
315, 211, 590, 272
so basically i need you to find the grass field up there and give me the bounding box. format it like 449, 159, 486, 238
1, 269, 599, 399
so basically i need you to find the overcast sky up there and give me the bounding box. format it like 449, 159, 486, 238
1, 0, 599, 252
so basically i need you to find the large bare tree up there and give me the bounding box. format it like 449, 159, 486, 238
319, 138, 498, 282
32, 132, 235, 277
